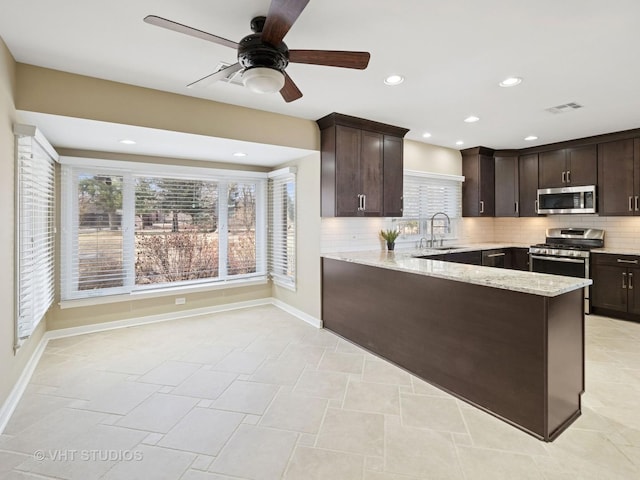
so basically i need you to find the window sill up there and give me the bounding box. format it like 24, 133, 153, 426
58, 277, 269, 310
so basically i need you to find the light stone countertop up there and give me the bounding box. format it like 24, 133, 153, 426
322, 250, 592, 297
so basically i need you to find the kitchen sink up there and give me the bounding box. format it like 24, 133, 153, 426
427, 245, 463, 250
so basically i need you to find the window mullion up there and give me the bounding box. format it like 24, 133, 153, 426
218, 180, 228, 279
122, 173, 136, 290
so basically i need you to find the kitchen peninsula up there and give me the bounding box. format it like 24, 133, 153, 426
321, 251, 591, 441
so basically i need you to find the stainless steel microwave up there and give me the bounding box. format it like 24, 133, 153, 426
537, 185, 596, 214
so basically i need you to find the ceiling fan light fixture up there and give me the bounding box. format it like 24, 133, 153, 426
242, 67, 285, 94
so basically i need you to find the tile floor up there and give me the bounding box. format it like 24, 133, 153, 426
1, 305, 640, 479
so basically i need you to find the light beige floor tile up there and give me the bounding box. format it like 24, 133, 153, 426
138, 360, 201, 386
181, 471, 241, 480
410, 376, 452, 397
457, 446, 543, 480
284, 446, 364, 480
3, 392, 73, 435
365, 471, 424, 480
171, 369, 237, 400
298, 330, 339, 348
462, 407, 547, 456
210, 424, 297, 479
0, 451, 29, 477
174, 345, 234, 365
244, 337, 291, 356
336, 338, 366, 354
81, 380, 159, 415
316, 407, 384, 456
213, 381, 278, 415
384, 423, 462, 478
158, 408, 243, 455
278, 344, 327, 366
249, 358, 306, 385
400, 393, 467, 433
115, 393, 198, 433
212, 351, 266, 374
293, 370, 349, 400
318, 351, 365, 374
260, 391, 328, 434
102, 444, 195, 480
50, 370, 129, 401
15, 424, 147, 480
190, 454, 215, 471
362, 358, 411, 386
343, 380, 400, 415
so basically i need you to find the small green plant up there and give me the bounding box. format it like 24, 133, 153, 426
380, 229, 400, 243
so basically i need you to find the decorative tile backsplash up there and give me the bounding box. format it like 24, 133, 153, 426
320, 215, 640, 253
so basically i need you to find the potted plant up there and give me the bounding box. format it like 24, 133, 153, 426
380, 229, 400, 251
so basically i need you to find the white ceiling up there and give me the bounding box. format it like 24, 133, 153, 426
3, 0, 640, 155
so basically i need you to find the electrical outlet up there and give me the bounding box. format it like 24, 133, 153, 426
175, 297, 186, 305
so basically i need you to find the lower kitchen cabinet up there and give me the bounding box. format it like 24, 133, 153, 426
511, 248, 530, 271
482, 249, 510, 268
448, 250, 482, 265
591, 253, 640, 319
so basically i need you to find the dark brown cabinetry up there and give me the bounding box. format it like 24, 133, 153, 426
538, 145, 597, 188
519, 153, 540, 217
482, 249, 510, 268
318, 113, 409, 217
494, 153, 519, 217
591, 253, 640, 319
511, 247, 530, 271
597, 138, 640, 216
462, 147, 495, 217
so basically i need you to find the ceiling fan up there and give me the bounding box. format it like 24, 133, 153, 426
144, 0, 370, 103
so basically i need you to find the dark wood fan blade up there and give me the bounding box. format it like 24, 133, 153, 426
144, 15, 238, 49
280, 72, 303, 103
187, 63, 243, 88
289, 50, 370, 69
261, 0, 311, 45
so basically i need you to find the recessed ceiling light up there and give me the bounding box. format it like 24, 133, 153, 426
233, 152, 247, 157
119, 139, 136, 145
464, 115, 480, 123
384, 74, 404, 86
524, 135, 538, 141
455, 140, 464, 146
422, 132, 432, 138
499, 76, 522, 87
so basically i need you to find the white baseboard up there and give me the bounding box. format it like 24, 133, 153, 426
0, 297, 321, 433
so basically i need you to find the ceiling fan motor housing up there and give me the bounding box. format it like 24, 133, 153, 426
238, 18, 289, 73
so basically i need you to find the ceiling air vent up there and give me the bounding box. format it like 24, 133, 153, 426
545, 102, 584, 114
212, 62, 244, 86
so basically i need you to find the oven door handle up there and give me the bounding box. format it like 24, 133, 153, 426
530, 255, 586, 264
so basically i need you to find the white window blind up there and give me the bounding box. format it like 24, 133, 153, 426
268, 168, 296, 289
14, 125, 57, 345
403, 170, 463, 219
61, 160, 267, 301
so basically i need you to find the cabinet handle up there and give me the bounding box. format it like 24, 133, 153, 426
630, 272, 634, 290
362, 194, 366, 211
630, 196, 634, 212
534, 200, 538, 214
400, 196, 404, 213
357, 194, 362, 211
562, 171, 566, 183
515, 201, 519, 214
480, 201, 484, 214
623, 272, 627, 289
487, 253, 506, 258
567, 170, 571, 183
636, 196, 639, 212
617, 259, 639, 264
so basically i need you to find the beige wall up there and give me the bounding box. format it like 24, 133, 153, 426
404, 139, 462, 175
272, 153, 322, 320
16, 64, 319, 151
0, 39, 47, 413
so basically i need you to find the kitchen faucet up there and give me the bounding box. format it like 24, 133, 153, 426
429, 212, 451, 247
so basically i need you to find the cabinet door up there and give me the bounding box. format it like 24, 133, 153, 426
360, 131, 383, 216
510, 248, 530, 271
628, 266, 640, 315
566, 145, 597, 186
447, 251, 482, 265
462, 154, 480, 216
538, 149, 566, 188
591, 263, 627, 312
597, 139, 636, 216
479, 154, 495, 216
335, 126, 362, 216
518, 154, 539, 217
383, 135, 404, 217
494, 155, 518, 217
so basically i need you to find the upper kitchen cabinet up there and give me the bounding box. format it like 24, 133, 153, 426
597, 138, 640, 216
462, 147, 495, 217
317, 113, 409, 217
538, 145, 597, 188
494, 152, 519, 217
519, 153, 540, 217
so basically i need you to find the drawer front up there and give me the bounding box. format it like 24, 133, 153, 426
591, 253, 640, 267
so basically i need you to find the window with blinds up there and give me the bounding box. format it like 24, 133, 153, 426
15, 125, 57, 345
61, 161, 267, 301
268, 168, 296, 289
399, 170, 464, 238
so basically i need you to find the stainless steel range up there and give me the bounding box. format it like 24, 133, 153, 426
529, 228, 605, 313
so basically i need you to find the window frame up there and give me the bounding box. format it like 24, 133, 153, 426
268, 167, 297, 290
60, 156, 269, 302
